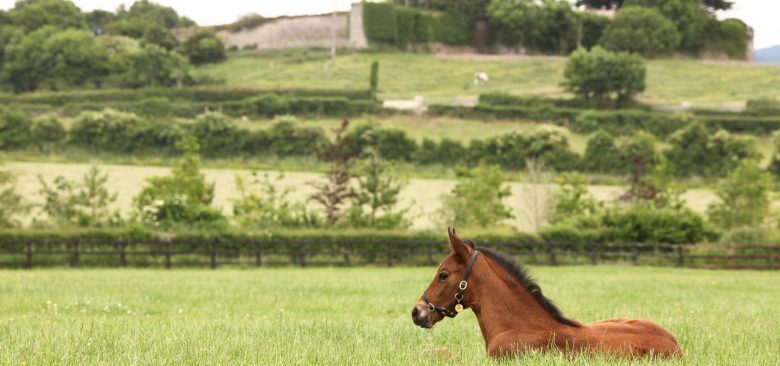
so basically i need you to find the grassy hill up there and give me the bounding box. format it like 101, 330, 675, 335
195, 50, 780, 108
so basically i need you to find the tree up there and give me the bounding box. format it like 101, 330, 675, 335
562, 46, 646, 104
181, 31, 226, 65
576, 0, 733, 11
36, 166, 120, 228
233, 172, 321, 229
310, 120, 358, 226
666, 123, 760, 178
599, 6, 680, 57
141, 24, 179, 51
582, 129, 623, 173
551, 172, 601, 223
118, 44, 189, 88
1, 27, 110, 92
0, 106, 32, 150
535, 0, 580, 55
438, 164, 513, 228
7, 0, 86, 33
486, 0, 539, 49
0, 168, 29, 228
348, 149, 410, 229
134, 136, 227, 230
86, 10, 116, 36
708, 160, 773, 229
579, 12, 610, 50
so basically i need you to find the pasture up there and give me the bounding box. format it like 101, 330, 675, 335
195, 51, 780, 108
1, 266, 778, 365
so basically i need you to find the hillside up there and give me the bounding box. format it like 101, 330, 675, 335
194, 51, 780, 108
756, 44, 780, 64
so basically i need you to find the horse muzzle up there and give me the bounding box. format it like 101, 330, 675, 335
411, 303, 433, 328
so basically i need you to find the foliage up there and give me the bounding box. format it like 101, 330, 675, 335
432, 12, 474, 45
0, 106, 32, 150
438, 164, 513, 228
469, 129, 579, 171
30, 116, 66, 151
665, 122, 760, 178
486, 0, 538, 49
181, 31, 226, 65
6, 0, 86, 33
0, 168, 28, 228
117, 44, 189, 88
577, 0, 733, 11
265, 117, 330, 157
344, 123, 418, 162
599, 6, 680, 57
562, 46, 646, 104
134, 136, 227, 230
1, 27, 110, 92
363, 3, 398, 44
233, 172, 321, 229
348, 150, 410, 229
580, 13, 610, 50
310, 120, 358, 226
189, 112, 243, 158
581, 130, 623, 174
707, 159, 773, 230
35, 166, 121, 228
551, 172, 601, 223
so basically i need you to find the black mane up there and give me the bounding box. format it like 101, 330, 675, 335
472, 243, 580, 327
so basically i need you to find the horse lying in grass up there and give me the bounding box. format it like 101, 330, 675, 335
411, 228, 683, 359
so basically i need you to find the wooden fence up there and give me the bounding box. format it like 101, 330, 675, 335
0, 238, 779, 270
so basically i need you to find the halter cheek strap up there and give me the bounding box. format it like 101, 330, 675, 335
421, 250, 479, 318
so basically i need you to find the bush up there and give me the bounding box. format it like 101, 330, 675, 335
181, 30, 226, 65
666, 123, 760, 178
0, 106, 32, 150
599, 6, 680, 57
363, 3, 397, 44
433, 12, 473, 45
542, 206, 707, 244
580, 12, 610, 50
345, 124, 417, 161
189, 112, 244, 158
68, 109, 144, 152
30, 116, 66, 150
708, 160, 773, 230
581, 130, 623, 174
471, 129, 579, 171
266, 118, 329, 157
438, 164, 513, 228
562, 46, 646, 104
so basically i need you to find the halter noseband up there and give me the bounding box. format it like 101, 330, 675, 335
421, 250, 479, 318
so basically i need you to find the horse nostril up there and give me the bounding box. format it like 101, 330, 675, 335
412, 307, 419, 318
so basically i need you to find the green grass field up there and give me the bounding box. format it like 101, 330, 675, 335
195, 51, 780, 108
1, 266, 778, 365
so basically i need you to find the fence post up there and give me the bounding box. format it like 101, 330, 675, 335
426, 242, 434, 266
632, 243, 639, 266
590, 242, 598, 265
25, 240, 33, 269
164, 240, 172, 269
299, 243, 306, 267
255, 240, 262, 267
676, 245, 684, 267
386, 243, 394, 267
118, 241, 127, 267
548, 243, 558, 266
210, 238, 218, 269
726, 244, 734, 269
342, 241, 351, 267
71, 239, 80, 267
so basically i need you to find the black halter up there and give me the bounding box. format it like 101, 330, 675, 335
421, 250, 479, 318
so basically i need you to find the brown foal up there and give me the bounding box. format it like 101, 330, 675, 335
411, 228, 683, 359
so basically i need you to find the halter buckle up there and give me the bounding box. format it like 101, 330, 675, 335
459, 280, 468, 290
428, 303, 435, 312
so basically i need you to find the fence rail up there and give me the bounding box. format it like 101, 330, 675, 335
0, 238, 779, 270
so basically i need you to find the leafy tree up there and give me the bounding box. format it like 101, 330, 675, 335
181, 31, 226, 65
118, 44, 189, 88
7, 0, 86, 33
599, 6, 680, 57
0, 25, 24, 69
579, 12, 610, 50
551, 172, 601, 223
0, 168, 29, 228
1, 27, 110, 92
666, 122, 760, 178
535, 0, 580, 54
348, 150, 410, 229
86, 9, 116, 36
708, 160, 773, 229
486, 0, 539, 49
576, 0, 733, 11
141, 24, 179, 50
116, 0, 196, 29
36, 166, 121, 228
310, 120, 358, 226
562, 46, 646, 104
233, 172, 321, 229
134, 136, 227, 230
438, 164, 513, 228
619, 131, 660, 204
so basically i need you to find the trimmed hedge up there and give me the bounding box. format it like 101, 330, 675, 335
363, 3, 398, 44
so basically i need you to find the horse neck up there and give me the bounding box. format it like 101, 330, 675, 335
468, 256, 570, 345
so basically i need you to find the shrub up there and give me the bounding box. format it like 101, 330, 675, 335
472, 129, 579, 171
438, 164, 513, 228
30, 116, 66, 150
0, 106, 32, 150
181, 30, 225, 65
69, 109, 144, 153
35, 166, 121, 228
599, 6, 680, 57
0, 168, 29, 228
708, 160, 773, 230
551, 172, 601, 224
666, 123, 760, 178
562, 46, 646, 104
363, 3, 397, 44
266, 118, 329, 157
345, 123, 417, 161
582, 130, 623, 173
433, 12, 473, 45
580, 12, 610, 50
348, 150, 410, 229
233, 172, 322, 229
189, 112, 244, 158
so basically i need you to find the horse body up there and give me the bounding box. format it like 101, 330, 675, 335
412, 228, 682, 359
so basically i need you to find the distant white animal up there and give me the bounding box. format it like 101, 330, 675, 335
473, 72, 489, 86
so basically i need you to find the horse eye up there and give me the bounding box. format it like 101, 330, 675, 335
438, 272, 450, 281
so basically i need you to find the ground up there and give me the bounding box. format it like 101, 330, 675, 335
1, 266, 778, 365
195, 51, 780, 108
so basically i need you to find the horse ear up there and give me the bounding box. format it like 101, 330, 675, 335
447, 227, 473, 263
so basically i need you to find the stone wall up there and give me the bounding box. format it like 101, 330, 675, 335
174, 3, 367, 50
